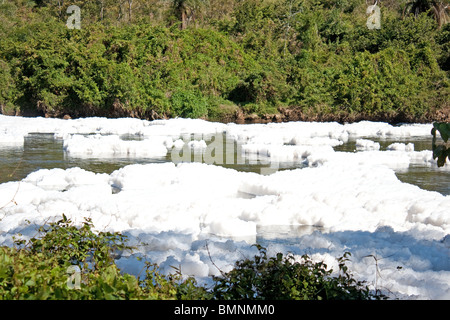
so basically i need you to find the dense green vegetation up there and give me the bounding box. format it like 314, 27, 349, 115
0, 216, 384, 300
211, 244, 384, 300
0, 0, 449, 123
0, 216, 207, 299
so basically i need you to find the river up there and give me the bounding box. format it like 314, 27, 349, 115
1, 132, 448, 195
0, 116, 449, 299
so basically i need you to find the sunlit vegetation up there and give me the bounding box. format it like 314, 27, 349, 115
0, 216, 385, 300
0, 0, 449, 122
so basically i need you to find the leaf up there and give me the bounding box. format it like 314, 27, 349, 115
434, 122, 450, 143
25, 279, 35, 287
437, 147, 449, 167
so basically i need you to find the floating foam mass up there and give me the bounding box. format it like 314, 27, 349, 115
0, 115, 449, 299
356, 139, 381, 151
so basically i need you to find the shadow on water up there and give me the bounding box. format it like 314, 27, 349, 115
255, 225, 450, 272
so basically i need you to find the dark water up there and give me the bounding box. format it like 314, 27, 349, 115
0, 133, 448, 196
334, 136, 450, 195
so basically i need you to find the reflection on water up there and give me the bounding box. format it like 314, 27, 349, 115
334, 136, 450, 196
0, 134, 168, 183
396, 166, 450, 195
0, 133, 448, 196
333, 136, 433, 152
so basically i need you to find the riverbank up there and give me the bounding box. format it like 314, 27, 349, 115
235, 106, 450, 125
3, 103, 450, 125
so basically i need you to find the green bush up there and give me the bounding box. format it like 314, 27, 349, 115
0, 215, 141, 299
0, 216, 208, 300
0, 0, 448, 122
211, 244, 384, 300
171, 89, 209, 118
0, 58, 18, 114
436, 23, 450, 71
0, 217, 386, 300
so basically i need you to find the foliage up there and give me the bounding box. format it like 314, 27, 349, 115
171, 89, 209, 118
431, 122, 450, 166
0, 217, 386, 300
21, 214, 130, 272
0, 0, 449, 122
436, 23, 450, 71
0, 58, 18, 114
0, 216, 208, 299
403, 0, 450, 28
211, 244, 385, 300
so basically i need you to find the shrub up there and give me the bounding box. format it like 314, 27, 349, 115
0, 216, 208, 300
0, 217, 388, 300
211, 244, 385, 300
0, 215, 141, 299
171, 89, 209, 118
1, 0, 449, 122
436, 23, 450, 71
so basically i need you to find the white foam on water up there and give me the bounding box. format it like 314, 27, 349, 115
0, 115, 448, 299
63, 134, 171, 158
387, 142, 415, 152
356, 139, 381, 151
0, 134, 24, 148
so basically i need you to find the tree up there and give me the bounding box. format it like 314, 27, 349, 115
98, 0, 105, 21
432, 1, 450, 27
127, 0, 133, 22
170, 0, 207, 29
404, 0, 450, 28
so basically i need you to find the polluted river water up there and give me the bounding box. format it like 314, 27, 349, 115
0, 115, 449, 299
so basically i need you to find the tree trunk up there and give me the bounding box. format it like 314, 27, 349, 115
117, 0, 125, 21
128, 0, 133, 22
181, 8, 187, 29
57, 0, 64, 19
99, 0, 104, 21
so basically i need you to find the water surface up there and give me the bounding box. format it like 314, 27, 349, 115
0, 133, 448, 196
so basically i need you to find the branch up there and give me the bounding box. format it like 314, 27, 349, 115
205, 239, 227, 277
